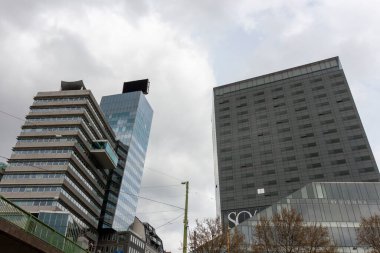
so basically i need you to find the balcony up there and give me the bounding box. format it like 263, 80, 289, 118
90, 140, 118, 169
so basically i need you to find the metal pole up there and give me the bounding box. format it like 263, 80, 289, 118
182, 181, 189, 253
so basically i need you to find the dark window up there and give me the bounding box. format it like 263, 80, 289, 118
334, 170, 350, 176
328, 149, 343, 154
337, 97, 350, 103
330, 73, 343, 79
220, 122, 231, 127
284, 166, 298, 172
240, 153, 252, 159
220, 130, 231, 135
242, 183, 255, 189
292, 90, 304, 95
238, 127, 249, 132
264, 191, 278, 197
331, 159, 346, 165
221, 175, 233, 181
278, 127, 290, 133
272, 87, 283, 92
260, 150, 272, 155
280, 136, 292, 142
355, 156, 371, 162
304, 152, 319, 158
285, 177, 300, 183
326, 138, 340, 144
273, 95, 285, 100
312, 85, 324, 91
318, 110, 332, 116
290, 82, 302, 88
343, 115, 357, 121
345, 125, 360, 130
299, 123, 312, 129
258, 122, 269, 128
323, 129, 337, 135
260, 140, 271, 145
254, 91, 264, 96
310, 174, 324, 179
236, 103, 247, 108
293, 98, 306, 104
276, 119, 289, 124
254, 99, 265, 104
307, 163, 322, 169
256, 106, 266, 112
359, 167, 375, 173
281, 146, 294, 151
261, 159, 274, 165
237, 111, 248, 115
310, 78, 322, 83
220, 147, 232, 153
219, 100, 229, 104
334, 89, 347, 95
295, 106, 307, 112
303, 142, 317, 148
300, 133, 314, 138
283, 156, 296, 161
297, 115, 310, 120
220, 107, 230, 112
219, 115, 230, 119
221, 166, 233, 171
262, 170, 276, 175
351, 145, 367, 151
221, 156, 232, 161
237, 118, 249, 123
263, 180, 277, 186
240, 163, 253, 168
339, 106, 353, 112
316, 102, 329, 107
236, 96, 246, 100
257, 114, 268, 119
275, 110, 287, 116
240, 144, 252, 149
273, 102, 286, 108
348, 134, 363, 140
321, 119, 335, 125
314, 94, 327, 99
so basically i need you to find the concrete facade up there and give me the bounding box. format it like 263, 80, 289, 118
0, 82, 123, 250
212, 57, 379, 227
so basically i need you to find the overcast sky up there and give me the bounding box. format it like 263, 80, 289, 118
1, 0, 380, 252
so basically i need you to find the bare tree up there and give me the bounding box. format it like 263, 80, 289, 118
189, 216, 245, 253
252, 208, 337, 253
357, 214, 380, 253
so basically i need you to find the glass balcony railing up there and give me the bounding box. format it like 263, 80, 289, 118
91, 140, 118, 168
0, 195, 87, 253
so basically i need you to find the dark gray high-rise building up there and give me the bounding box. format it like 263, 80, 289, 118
212, 57, 379, 228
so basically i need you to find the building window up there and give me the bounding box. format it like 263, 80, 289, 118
257, 188, 265, 194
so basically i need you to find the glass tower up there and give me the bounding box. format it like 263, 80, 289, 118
100, 80, 153, 230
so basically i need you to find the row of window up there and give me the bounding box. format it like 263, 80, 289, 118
34, 97, 86, 104
17, 137, 77, 143
13, 149, 73, 154
219, 89, 349, 112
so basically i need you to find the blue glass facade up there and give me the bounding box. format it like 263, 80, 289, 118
100, 91, 153, 230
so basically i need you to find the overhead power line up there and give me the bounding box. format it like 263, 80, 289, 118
155, 213, 184, 230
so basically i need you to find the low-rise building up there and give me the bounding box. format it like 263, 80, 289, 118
236, 181, 380, 252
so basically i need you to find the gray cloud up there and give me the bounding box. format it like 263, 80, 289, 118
1, 0, 380, 252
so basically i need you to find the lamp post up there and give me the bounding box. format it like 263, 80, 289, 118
182, 181, 189, 253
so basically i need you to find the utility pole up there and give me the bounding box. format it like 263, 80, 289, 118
182, 181, 189, 253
